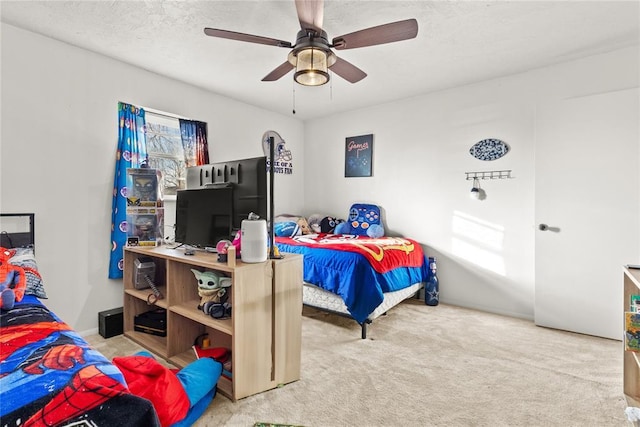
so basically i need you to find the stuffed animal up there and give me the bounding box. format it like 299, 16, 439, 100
0, 248, 26, 310
297, 217, 312, 234
0, 270, 18, 310
191, 269, 232, 310
320, 216, 345, 233
307, 214, 323, 233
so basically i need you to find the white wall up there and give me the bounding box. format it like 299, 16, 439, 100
0, 23, 305, 333
303, 46, 639, 320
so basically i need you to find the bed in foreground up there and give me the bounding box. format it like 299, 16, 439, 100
0, 213, 159, 426
275, 232, 430, 338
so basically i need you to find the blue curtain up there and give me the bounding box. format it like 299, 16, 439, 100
179, 119, 209, 166
109, 102, 148, 279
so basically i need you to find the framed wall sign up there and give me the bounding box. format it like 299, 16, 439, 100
345, 134, 373, 177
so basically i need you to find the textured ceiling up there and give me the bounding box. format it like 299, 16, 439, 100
1, 1, 639, 120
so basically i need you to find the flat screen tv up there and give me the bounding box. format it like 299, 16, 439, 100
186, 156, 268, 230
174, 186, 233, 248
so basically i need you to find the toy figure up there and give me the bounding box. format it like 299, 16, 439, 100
134, 215, 156, 241
126, 168, 161, 207
132, 175, 157, 202
190, 269, 231, 310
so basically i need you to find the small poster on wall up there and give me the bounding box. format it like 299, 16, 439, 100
262, 130, 293, 175
345, 134, 373, 177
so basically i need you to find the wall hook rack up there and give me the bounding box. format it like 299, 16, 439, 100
465, 170, 512, 181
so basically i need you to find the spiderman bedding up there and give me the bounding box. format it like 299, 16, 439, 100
275, 234, 430, 323
0, 296, 159, 427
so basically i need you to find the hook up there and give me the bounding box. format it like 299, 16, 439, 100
465, 170, 512, 181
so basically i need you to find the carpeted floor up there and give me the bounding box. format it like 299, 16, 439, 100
88, 301, 630, 426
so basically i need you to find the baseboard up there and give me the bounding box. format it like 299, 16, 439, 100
78, 327, 99, 337
441, 298, 533, 321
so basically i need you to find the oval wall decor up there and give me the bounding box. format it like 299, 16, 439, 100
469, 138, 509, 161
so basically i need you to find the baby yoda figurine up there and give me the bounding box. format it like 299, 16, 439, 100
191, 269, 232, 310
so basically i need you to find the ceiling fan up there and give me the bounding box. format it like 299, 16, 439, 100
204, 0, 418, 86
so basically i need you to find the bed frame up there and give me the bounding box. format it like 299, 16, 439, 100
0, 213, 35, 248
302, 281, 423, 339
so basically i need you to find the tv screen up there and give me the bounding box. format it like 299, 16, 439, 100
186, 156, 267, 230
175, 186, 233, 248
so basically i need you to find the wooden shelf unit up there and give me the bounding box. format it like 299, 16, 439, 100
123, 245, 303, 401
624, 266, 640, 406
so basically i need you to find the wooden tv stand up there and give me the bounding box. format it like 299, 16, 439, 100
123, 246, 303, 401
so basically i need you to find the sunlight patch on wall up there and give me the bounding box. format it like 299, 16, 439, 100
452, 210, 506, 276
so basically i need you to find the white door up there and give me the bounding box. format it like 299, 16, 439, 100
535, 88, 639, 340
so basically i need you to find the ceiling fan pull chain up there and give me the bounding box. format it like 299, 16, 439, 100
330, 71, 333, 101
292, 80, 296, 115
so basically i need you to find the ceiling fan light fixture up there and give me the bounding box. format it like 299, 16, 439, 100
289, 47, 335, 86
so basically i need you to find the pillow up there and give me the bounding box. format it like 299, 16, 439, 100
348, 203, 383, 237
9, 246, 47, 299
273, 214, 298, 223
334, 222, 352, 235
367, 223, 385, 238
274, 221, 300, 237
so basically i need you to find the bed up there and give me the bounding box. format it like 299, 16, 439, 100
0, 213, 160, 427
275, 232, 430, 339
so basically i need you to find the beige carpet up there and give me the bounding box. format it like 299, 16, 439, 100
87, 301, 629, 426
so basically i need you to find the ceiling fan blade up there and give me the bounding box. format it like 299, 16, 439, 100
204, 28, 292, 48
295, 0, 324, 33
329, 57, 367, 83
332, 18, 418, 50
262, 61, 295, 81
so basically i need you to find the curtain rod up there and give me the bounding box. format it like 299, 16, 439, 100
143, 106, 192, 121
119, 101, 198, 122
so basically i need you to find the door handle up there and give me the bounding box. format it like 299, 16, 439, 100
538, 223, 560, 232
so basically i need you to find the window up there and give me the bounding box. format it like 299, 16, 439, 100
145, 112, 186, 196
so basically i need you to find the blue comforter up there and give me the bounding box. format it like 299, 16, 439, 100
275, 238, 430, 323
